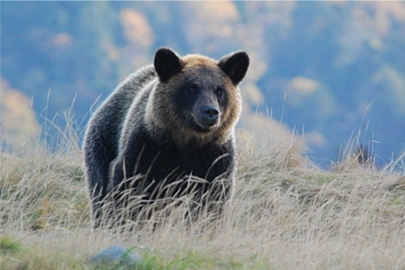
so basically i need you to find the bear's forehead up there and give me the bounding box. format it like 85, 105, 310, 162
181, 55, 229, 85
182, 54, 218, 69
181, 66, 228, 87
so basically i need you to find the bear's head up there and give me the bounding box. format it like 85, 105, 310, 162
148, 47, 249, 146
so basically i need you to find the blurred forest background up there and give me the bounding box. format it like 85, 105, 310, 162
1, 1, 405, 168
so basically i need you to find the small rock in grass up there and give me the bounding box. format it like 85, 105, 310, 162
91, 245, 142, 267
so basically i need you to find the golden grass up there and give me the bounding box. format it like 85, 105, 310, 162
1, 129, 405, 269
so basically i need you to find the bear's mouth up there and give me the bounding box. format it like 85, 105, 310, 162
188, 113, 220, 133
197, 122, 218, 131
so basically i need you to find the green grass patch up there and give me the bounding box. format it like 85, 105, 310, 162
0, 236, 21, 254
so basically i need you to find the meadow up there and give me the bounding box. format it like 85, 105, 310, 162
1, 125, 405, 269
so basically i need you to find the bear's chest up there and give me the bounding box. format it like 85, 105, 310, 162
138, 138, 232, 182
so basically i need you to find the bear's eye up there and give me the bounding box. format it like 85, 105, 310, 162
189, 84, 199, 94
215, 86, 224, 97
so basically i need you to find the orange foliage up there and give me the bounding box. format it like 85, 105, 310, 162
52, 32, 73, 48
0, 79, 40, 149
362, 2, 405, 36
119, 8, 154, 47
181, 1, 239, 51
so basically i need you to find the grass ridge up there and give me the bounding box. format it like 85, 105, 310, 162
1, 130, 405, 269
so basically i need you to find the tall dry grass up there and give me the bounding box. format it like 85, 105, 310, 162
1, 121, 405, 269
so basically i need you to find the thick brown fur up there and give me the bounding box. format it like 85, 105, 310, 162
83, 48, 249, 227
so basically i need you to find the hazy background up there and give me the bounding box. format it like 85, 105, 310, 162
1, 1, 405, 168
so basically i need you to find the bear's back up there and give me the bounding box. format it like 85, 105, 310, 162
82, 65, 157, 216
86, 65, 156, 153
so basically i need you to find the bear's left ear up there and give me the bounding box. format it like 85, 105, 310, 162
218, 51, 249, 85
154, 48, 184, 83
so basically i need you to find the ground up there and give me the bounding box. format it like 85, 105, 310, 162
1, 128, 405, 269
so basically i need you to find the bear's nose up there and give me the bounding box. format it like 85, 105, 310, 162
202, 106, 219, 122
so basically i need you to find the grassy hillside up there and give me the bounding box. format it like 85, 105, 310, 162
1, 131, 405, 269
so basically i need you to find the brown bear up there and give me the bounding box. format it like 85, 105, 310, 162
83, 48, 249, 227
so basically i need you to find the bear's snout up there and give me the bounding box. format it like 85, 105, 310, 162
194, 105, 220, 130
202, 106, 219, 122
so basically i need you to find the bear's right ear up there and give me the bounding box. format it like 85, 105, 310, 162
154, 48, 183, 83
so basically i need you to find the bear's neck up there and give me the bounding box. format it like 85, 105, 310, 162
150, 125, 230, 150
